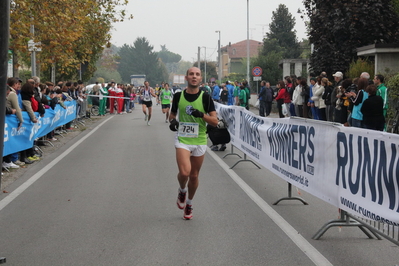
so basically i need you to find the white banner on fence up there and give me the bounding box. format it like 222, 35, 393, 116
215, 103, 399, 225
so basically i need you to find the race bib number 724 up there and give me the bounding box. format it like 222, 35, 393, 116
178, 122, 199, 138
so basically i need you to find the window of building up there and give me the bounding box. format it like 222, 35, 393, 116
290, 63, 295, 75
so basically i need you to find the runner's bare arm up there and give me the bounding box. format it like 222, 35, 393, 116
202, 111, 218, 127
150, 88, 157, 97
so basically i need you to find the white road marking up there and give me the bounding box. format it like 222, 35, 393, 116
0, 117, 114, 212
207, 148, 333, 266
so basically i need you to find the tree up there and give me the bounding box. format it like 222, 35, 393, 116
9, 0, 132, 81
89, 45, 122, 83
303, 0, 399, 76
253, 38, 284, 85
193, 61, 217, 83
157, 45, 182, 78
117, 37, 169, 85
157, 45, 182, 64
266, 4, 301, 59
252, 51, 283, 85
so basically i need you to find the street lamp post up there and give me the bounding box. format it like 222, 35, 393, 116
215, 30, 221, 84
30, 24, 36, 77
201, 46, 207, 83
247, 0, 250, 83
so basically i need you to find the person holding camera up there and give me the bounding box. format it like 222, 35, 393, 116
332, 71, 344, 122
346, 78, 369, 128
335, 79, 353, 125
168, 67, 218, 220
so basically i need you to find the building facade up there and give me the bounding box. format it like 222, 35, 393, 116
220, 40, 263, 78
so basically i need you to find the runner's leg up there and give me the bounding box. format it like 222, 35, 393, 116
187, 154, 204, 200
148, 106, 152, 121
176, 148, 191, 190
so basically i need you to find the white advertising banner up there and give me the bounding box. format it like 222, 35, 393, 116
215, 103, 399, 225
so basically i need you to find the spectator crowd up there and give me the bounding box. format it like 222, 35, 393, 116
3, 71, 389, 173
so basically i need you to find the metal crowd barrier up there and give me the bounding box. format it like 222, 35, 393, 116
221, 144, 399, 247
349, 213, 399, 246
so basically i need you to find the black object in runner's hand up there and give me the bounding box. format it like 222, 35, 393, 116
169, 119, 179, 131
190, 108, 204, 118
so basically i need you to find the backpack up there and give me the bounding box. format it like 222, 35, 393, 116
31, 96, 39, 112
239, 89, 247, 105
245, 87, 251, 102
322, 86, 333, 105
207, 124, 230, 145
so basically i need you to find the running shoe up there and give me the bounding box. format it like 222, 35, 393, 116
165, 120, 168, 123
183, 204, 193, 220
144, 114, 148, 121
176, 189, 186, 209
147, 121, 151, 126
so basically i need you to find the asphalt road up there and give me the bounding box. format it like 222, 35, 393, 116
0, 104, 398, 266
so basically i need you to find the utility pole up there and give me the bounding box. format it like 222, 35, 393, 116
0, 7, 10, 251
215, 30, 221, 84
257, 24, 268, 39
28, 22, 41, 77
197, 46, 201, 71
249, 28, 256, 40
202, 46, 207, 83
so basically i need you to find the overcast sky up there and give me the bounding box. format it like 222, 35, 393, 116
111, 0, 308, 62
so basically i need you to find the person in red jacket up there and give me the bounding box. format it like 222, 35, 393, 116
108, 82, 117, 114
274, 80, 290, 118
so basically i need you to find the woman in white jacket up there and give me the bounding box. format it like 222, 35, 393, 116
292, 78, 304, 117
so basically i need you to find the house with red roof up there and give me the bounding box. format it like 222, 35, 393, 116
220, 40, 263, 78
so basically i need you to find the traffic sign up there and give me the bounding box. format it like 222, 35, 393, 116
252, 66, 262, 77
253, 77, 261, 81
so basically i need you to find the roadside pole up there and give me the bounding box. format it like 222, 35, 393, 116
0, 2, 10, 262
0, 1, 10, 191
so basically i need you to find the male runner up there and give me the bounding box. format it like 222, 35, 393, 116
160, 83, 172, 123
140, 81, 157, 125
168, 67, 218, 220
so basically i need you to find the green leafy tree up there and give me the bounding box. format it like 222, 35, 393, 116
303, 0, 399, 76
253, 38, 284, 85
157, 45, 182, 64
252, 52, 283, 85
157, 45, 183, 78
117, 37, 168, 85
226, 73, 246, 83
267, 4, 301, 59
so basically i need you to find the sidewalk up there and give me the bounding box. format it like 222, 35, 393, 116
1, 117, 102, 190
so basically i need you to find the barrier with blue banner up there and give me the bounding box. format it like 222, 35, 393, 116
3, 101, 77, 156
